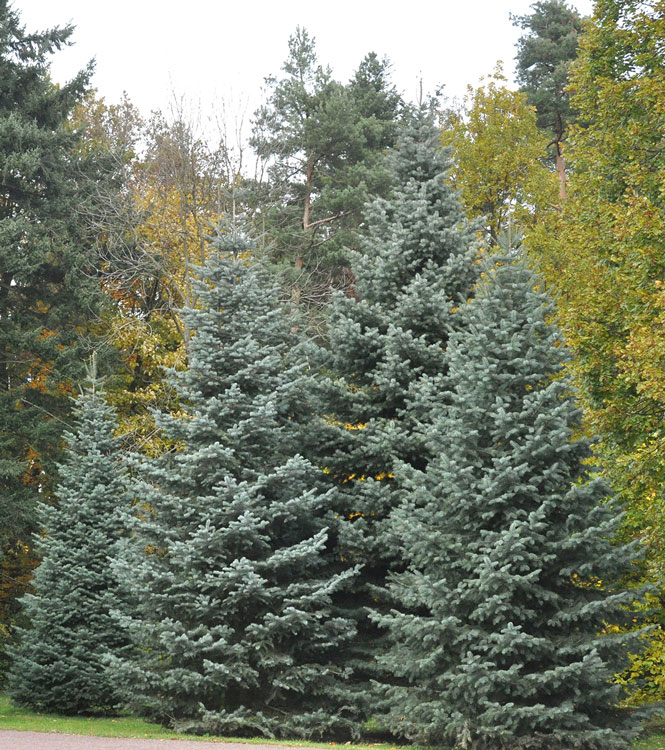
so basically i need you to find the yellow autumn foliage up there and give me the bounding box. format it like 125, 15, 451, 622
442, 66, 557, 245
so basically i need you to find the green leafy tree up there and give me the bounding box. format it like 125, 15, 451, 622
0, 1, 106, 674
513, 0, 585, 200
77, 97, 231, 456
7, 366, 129, 713
377, 248, 650, 750
528, 0, 665, 580
442, 67, 556, 245
109, 226, 358, 738
525, 0, 665, 699
318, 107, 481, 715
251, 27, 400, 311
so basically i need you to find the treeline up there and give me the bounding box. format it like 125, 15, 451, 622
1, 0, 665, 747
4, 112, 651, 749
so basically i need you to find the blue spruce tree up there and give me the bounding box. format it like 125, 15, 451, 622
110, 227, 357, 738
7, 365, 129, 713
318, 106, 481, 716
377, 249, 650, 749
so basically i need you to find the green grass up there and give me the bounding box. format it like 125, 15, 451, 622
635, 737, 665, 750
633, 715, 665, 750
1, 693, 663, 749
0, 693, 401, 747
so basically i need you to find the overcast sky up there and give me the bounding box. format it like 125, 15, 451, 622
14, 1, 594, 134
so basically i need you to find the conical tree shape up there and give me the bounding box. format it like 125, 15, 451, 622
0, 1, 109, 672
110, 227, 357, 739
319, 106, 481, 713
7, 368, 129, 713
377, 250, 649, 749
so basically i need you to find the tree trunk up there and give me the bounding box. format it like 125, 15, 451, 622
302, 158, 314, 231
291, 254, 303, 307
292, 157, 315, 308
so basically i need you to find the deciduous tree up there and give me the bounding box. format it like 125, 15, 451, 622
442, 68, 556, 245
74, 96, 232, 455
528, 0, 665, 585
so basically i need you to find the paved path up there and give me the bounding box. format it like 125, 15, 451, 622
0, 730, 321, 750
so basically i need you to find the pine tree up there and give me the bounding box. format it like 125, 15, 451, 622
512, 0, 584, 200
318, 106, 481, 715
250, 28, 401, 309
376, 249, 649, 749
109, 226, 358, 739
7, 365, 129, 713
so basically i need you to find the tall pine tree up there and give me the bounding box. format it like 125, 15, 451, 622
318, 106, 481, 715
7, 365, 129, 713
251, 28, 401, 309
377, 249, 649, 749
109, 226, 358, 738
513, 0, 584, 201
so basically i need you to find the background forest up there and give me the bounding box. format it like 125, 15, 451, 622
1, 1, 665, 749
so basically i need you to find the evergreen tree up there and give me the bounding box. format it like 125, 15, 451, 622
109, 227, 357, 739
0, 1, 107, 669
7, 365, 129, 713
250, 28, 401, 309
513, 0, 585, 200
377, 249, 649, 749
318, 107, 481, 715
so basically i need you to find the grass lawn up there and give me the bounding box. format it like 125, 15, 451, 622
0, 693, 401, 747
636, 738, 665, 750
1, 693, 663, 749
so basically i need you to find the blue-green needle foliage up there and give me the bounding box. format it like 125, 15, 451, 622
110, 227, 358, 739
377, 251, 651, 749
8, 372, 129, 714
318, 106, 482, 713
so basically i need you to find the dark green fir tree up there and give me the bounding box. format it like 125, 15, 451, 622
109, 226, 358, 739
376, 248, 650, 749
318, 106, 481, 716
0, 1, 110, 672
7, 363, 129, 713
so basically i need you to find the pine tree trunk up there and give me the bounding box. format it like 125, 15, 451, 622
303, 158, 314, 231
291, 254, 303, 307
292, 157, 315, 307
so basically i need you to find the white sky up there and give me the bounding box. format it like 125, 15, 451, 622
14, 0, 594, 136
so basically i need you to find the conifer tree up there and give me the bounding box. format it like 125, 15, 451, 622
319, 107, 481, 712
0, 4, 95, 539
513, 0, 584, 200
0, 1, 109, 670
110, 227, 357, 738
251, 28, 401, 308
377, 249, 649, 749
7, 366, 129, 713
